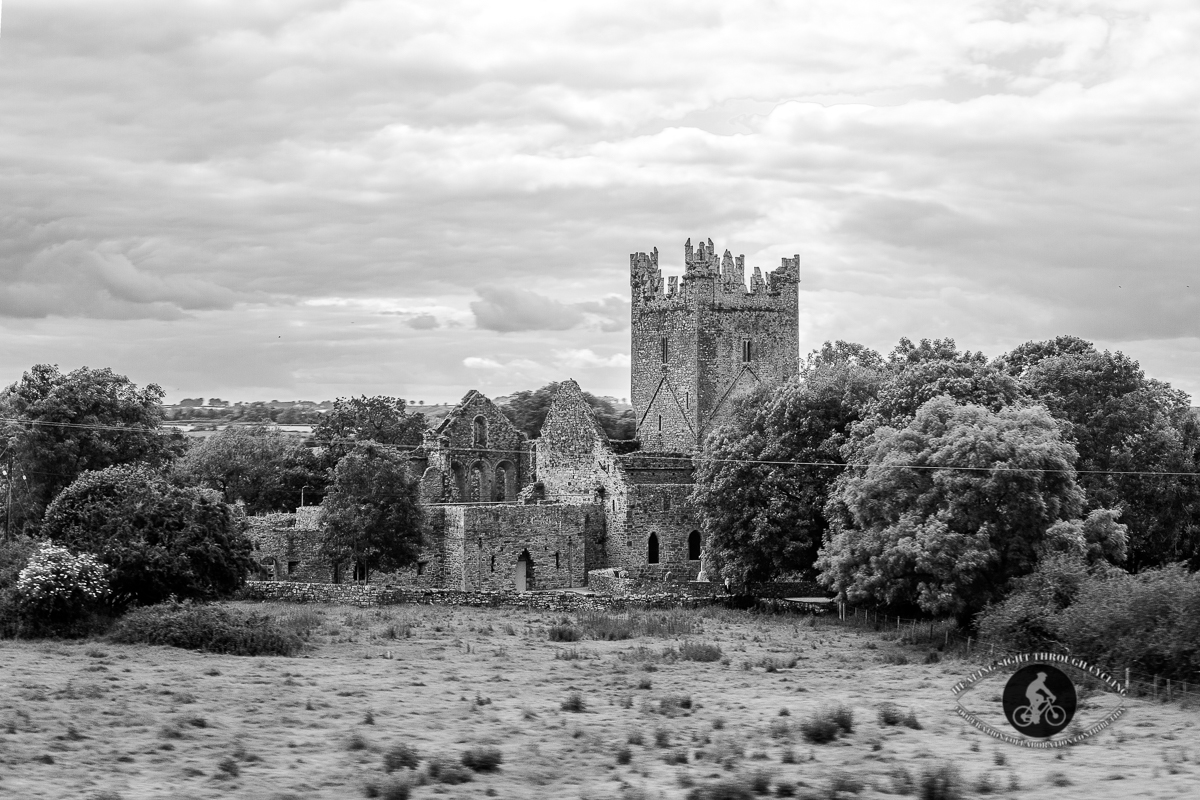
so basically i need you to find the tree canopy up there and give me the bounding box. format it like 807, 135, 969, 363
40, 465, 254, 606
692, 353, 884, 584
502, 383, 635, 440
311, 396, 426, 466
816, 396, 1084, 620
1008, 342, 1200, 569
0, 365, 182, 534
174, 424, 326, 513
318, 443, 424, 580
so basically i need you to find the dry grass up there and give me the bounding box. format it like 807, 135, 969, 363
0, 602, 1188, 799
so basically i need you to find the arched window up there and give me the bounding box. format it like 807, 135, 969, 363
490, 555, 495, 573
473, 415, 487, 447
688, 530, 701, 561
555, 552, 560, 569
648, 533, 659, 565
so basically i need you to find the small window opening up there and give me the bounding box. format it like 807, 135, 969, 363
688, 531, 701, 561
661, 336, 669, 363
648, 533, 660, 564
353, 561, 367, 582
658, 415, 662, 431
490, 555, 495, 573
416, 561, 426, 576
555, 552, 560, 569
331, 563, 341, 584
742, 339, 753, 363
473, 415, 487, 447
685, 392, 689, 409
662, 496, 671, 511
287, 561, 298, 575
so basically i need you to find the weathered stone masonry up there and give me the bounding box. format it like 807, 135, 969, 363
246, 238, 800, 594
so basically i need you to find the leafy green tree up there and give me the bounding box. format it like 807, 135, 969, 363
318, 444, 424, 581
1010, 341, 1200, 569
856, 337, 1025, 435
692, 352, 884, 584
174, 424, 326, 513
817, 396, 1083, 620
0, 365, 182, 534
311, 396, 426, 466
40, 465, 254, 606
502, 383, 634, 440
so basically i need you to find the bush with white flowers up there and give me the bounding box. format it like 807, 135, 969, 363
15, 542, 109, 624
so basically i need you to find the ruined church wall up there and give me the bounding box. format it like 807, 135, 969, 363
448, 504, 604, 591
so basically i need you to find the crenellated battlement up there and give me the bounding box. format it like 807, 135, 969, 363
631, 238, 799, 309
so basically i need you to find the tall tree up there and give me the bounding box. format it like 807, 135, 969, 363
817, 396, 1083, 620
0, 365, 182, 535
318, 443, 424, 581
1011, 343, 1200, 569
855, 337, 1026, 436
311, 396, 426, 466
174, 424, 326, 513
41, 465, 253, 606
692, 348, 884, 584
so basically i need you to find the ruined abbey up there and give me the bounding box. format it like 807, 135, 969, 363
248, 238, 800, 592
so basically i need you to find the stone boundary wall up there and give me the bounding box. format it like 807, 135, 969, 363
238, 579, 827, 610
586, 570, 824, 599
238, 581, 728, 611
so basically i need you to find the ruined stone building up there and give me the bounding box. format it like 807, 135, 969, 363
248, 238, 800, 592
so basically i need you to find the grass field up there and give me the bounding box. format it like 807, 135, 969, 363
0, 602, 1195, 799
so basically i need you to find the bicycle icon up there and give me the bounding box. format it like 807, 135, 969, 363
1012, 702, 1067, 728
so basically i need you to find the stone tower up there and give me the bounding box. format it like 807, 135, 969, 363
629, 238, 800, 452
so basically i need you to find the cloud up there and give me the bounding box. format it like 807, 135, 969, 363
553, 349, 631, 369
1, 1, 1199, 403
470, 287, 628, 333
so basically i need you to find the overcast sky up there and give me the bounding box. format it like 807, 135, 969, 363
1, 1, 1197, 406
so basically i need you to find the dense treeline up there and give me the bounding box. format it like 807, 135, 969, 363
0, 367, 627, 638
694, 336, 1200, 637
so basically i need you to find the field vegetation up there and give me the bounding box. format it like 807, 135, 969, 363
0, 602, 1195, 800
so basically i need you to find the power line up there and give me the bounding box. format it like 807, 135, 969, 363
4, 416, 1200, 479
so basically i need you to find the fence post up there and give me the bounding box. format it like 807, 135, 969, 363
1153, 676, 1158, 700
967, 637, 972, 654
1126, 668, 1131, 694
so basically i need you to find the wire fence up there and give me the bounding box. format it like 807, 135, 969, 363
822, 602, 1199, 707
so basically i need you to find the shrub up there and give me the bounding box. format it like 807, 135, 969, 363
878, 703, 904, 726
548, 625, 580, 642
580, 612, 635, 640
41, 466, 254, 606
109, 601, 303, 656
800, 704, 853, 743
890, 766, 915, 795
364, 775, 414, 800
663, 748, 688, 765
685, 778, 755, 800
14, 542, 109, 627
216, 757, 240, 777
616, 746, 632, 765
977, 563, 1200, 682
680, 641, 723, 662
829, 771, 863, 795
427, 757, 473, 784
561, 693, 586, 712
918, 763, 961, 800
460, 746, 502, 772
749, 769, 772, 794
383, 743, 419, 772
347, 732, 368, 751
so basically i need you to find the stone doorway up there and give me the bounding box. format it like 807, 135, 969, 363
515, 550, 533, 592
